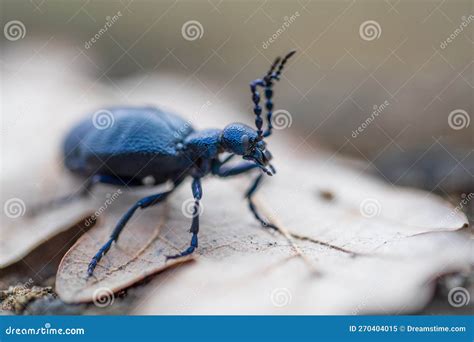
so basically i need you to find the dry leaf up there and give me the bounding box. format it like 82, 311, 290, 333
1, 43, 107, 269
128, 149, 470, 314
2, 44, 470, 313
55, 186, 195, 303
135, 232, 472, 314
55, 151, 468, 307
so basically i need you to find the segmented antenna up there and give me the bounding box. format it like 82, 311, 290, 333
250, 79, 265, 138
250, 50, 296, 139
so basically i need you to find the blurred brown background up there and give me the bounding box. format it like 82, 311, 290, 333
1, 0, 472, 173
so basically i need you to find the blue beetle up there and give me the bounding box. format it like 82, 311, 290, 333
57, 51, 295, 276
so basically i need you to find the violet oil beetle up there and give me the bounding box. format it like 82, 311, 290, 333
53, 51, 296, 276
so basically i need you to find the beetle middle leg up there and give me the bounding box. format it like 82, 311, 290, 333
87, 180, 181, 276
166, 177, 202, 260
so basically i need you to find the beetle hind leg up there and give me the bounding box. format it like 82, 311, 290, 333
28, 174, 142, 217
166, 177, 202, 261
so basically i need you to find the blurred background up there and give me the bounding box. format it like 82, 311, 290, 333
1, 0, 473, 192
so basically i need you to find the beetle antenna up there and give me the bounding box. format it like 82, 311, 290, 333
249, 51, 296, 139
271, 50, 296, 81
264, 56, 281, 82
263, 50, 296, 138
250, 78, 265, 138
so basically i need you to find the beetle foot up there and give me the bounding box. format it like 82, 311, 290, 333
165, 246, 196, 261
87, 239, 113, 276
87, 258, 99, 276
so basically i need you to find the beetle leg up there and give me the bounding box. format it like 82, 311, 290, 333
87, 182, 181, 276
28, 174, 142, 217
245, 173, 278, 231
166, 177, 202, 260
213, 160, 259, 177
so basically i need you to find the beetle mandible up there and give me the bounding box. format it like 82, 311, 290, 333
57, 51, 295, 276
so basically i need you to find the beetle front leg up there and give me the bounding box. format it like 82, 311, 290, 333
245, 173, 278, 230
214, 161, 277, 230
166, 177, 202, 260
213, 160, 259, 177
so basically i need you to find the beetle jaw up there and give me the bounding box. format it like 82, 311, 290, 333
243, 146, 274, 176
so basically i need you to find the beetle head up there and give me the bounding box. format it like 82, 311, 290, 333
221, 123, 273, 175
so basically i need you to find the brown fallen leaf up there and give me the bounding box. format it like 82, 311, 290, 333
135, 232, 472, 315
54, 73, 468, 309
1, 42, 112, 269
55, 156, 468, 306
2, 45, 470, 313
0, 170, 96, 268
55, 188, 195, 303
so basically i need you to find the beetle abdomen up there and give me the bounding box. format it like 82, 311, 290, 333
64, 106, 194, 183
